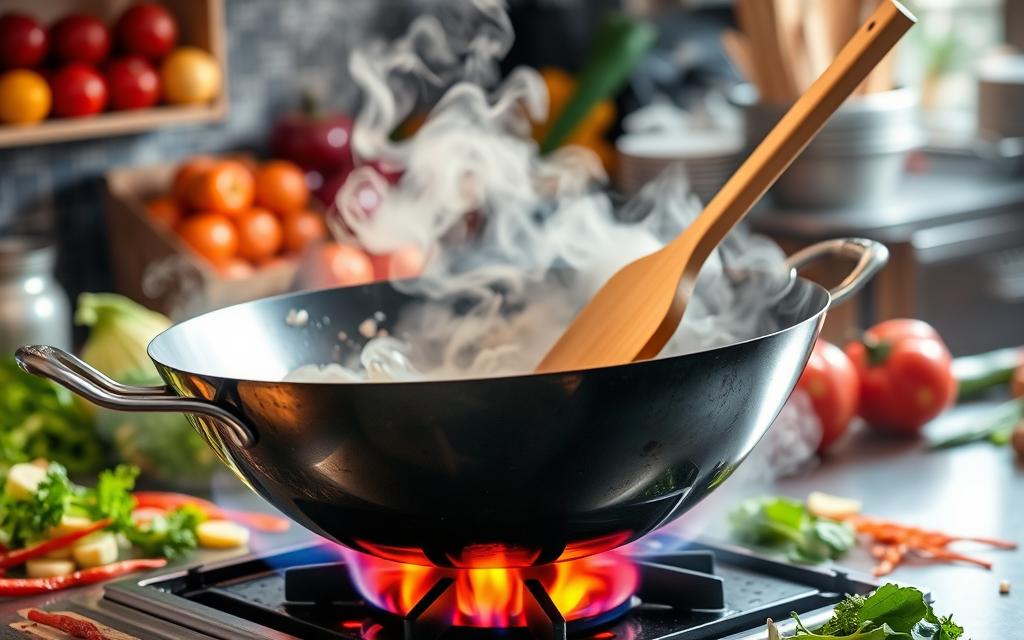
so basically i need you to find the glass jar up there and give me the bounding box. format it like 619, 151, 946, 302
0, 237, 71, 357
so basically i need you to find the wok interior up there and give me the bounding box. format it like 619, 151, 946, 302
147, 273, 829, 382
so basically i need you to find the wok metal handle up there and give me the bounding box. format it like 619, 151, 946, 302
14, 345, 256, 449
784, 238, 889, 307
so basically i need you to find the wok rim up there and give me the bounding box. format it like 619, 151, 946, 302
146, 275, 830, 387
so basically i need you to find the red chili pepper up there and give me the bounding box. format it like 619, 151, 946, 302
132, 491, 290, 533
0, 559, 166, 597
0, 519, 111, 570
26, 609, 105, 640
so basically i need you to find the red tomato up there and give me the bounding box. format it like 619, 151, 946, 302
50, 14, 110, 65
50, 63, 107, 117
0, 13, 48, 69
844, 319, 955, 435
294, 243, 374, 290
796, 339, 859, 453
114, 3, 178, 59
105, 55, 159, 110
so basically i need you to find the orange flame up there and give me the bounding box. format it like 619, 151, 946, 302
341, 548, 639, 628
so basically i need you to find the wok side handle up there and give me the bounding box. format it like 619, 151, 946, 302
14, 345, 256, 449
784, 238, 889, 308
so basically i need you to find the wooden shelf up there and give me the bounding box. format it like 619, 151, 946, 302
0, 0, 226, 149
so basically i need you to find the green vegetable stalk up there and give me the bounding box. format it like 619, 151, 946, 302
76, 294, 218, 488
539, 13, 655, 154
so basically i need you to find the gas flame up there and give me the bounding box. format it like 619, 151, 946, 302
342, 547, 639, 628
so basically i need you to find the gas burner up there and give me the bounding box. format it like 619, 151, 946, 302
102, 540, 885, 640
282, 550, 725, 640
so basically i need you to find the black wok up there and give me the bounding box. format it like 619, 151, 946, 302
16, 238, 886, 568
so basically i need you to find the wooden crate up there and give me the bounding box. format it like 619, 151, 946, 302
0, 0, 227, 148
104, 164, 298, 319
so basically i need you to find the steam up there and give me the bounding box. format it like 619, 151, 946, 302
288, 0, 792, 383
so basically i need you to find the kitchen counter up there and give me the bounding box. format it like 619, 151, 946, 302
0, 400, 1019, 639
690, 398, 1023, 638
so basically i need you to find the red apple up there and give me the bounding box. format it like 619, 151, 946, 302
271, 94, 355, 174
114, 3, 178, 59
105, 55, 159, 110
50, 63, 107, 117
50, 14, 110, 65
0, 13, 48, 69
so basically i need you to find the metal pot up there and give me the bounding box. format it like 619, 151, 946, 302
0, 237, 71, 356
735, 86, 924, 210
17, 238, 887, 568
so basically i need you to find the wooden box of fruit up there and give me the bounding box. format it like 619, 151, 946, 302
0, 0, 226, 148
104, 156, 331, 318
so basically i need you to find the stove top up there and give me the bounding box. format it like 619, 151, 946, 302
61, 538, 885, 640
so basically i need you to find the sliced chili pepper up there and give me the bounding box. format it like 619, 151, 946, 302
0, 519, 111, 570
0, 559, 166, 597
26, 609, 104, 640
133, 492, 290, 533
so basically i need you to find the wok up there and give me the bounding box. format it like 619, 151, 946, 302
16, 238, 886, 568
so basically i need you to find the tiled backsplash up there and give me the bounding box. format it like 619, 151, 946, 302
0, 0, 405, 301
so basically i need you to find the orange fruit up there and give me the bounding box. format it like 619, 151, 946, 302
235, 207, 283, 262
171, 156, 216, 205
178, 211, 238, 267
255, 160, 309, 213
187, 160, 255, 216
145, 196, 182, 227
281, 209, 327, 254
0, 69, 51, 125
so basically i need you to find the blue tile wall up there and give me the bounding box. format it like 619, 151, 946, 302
0, 0, 409, 301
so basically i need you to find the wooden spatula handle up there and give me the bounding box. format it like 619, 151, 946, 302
670, 0, 915, 268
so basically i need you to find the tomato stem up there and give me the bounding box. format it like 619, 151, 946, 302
863, 336, 892, 367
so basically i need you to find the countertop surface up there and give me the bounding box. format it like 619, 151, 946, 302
0, 400, 1019, 639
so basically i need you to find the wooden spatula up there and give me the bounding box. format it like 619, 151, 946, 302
535, 0, 915, 375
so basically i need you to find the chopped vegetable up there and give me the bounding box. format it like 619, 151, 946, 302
807, 492, 862, 521
0, 359, 102, 476
124, 504, 204, 561
197, 519, 250, 549
133, 491, 290, 533
0, 518, 109, 570
0, 559, 166, 596
843, 514, 1015, 577
71, 532, 119, 568
25, 559, 76, 579
999, 580, 1011, 595
0, 464, 76, 549
783, 584, 963, 639
953, 346, 1023, 400
26, 609, 104, 640
729, 496, 855, 564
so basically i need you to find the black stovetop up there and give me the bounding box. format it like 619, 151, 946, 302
94, 537, 884, 640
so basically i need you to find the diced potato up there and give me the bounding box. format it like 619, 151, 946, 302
26, 559, 76, 579
3, 463, 49, 501
197, 520, 250, 549
807, 491, 862, 521
42, 546, 73, 560
48, 515, 97, 538
72, 532, 119, 568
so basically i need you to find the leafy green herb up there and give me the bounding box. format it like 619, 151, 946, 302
0, 463, 77, 547
730, 496, 855, 564
0, 359, 103, 475
125, 505, 205, 560
784, 584, 964, 640
929, 398, 1023, 450
0, 462, 202, 559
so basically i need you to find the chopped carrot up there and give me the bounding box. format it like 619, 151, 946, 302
840, 514, 1015, 576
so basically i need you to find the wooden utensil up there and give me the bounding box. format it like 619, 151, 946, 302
735, 0, 799, 103
721, 29, 761, 89
535, 0, 915, 374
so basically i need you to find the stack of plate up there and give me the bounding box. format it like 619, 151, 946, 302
614, 130, 744, 203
